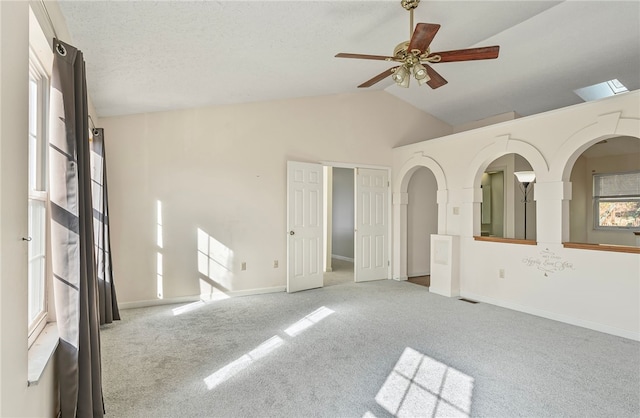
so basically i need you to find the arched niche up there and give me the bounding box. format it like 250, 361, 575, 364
467, 137, 548, 240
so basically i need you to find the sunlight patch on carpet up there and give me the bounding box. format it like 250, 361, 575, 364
375, 347, 474, 417
172, 300, 207, 316
204, 335, 284, 390
284, 306, 335, 337
203, 306, 335, 390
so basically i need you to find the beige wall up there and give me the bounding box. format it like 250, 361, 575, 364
1, 2, 56, 416
102, 92, 452, 305
570, 156, 589, 242
453, 111, 520, 134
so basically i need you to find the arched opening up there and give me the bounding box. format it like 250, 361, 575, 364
479, 153, 537, 240
393, 155, 447, 282
406, 167, 438, 287
568, 136, 640, 246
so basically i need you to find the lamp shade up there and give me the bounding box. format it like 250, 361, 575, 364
514, 171, 536, 183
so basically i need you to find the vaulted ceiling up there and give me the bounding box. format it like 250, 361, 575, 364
57, 1, 640, 126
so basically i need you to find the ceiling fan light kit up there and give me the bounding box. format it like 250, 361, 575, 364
336, 0, 500, 90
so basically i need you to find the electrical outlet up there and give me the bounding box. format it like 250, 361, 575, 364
499, 269, 505, 278
273, 260, 278, 268
241, 262, 247, 271
453, 207, 460, 215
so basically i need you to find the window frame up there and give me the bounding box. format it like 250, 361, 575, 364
592, 170, 640, 231
27, 47, 50, 348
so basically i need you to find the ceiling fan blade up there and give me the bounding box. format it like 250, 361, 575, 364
335, 53, 395, 61
430, 46, 500, 62
424, 64, 448, 89
358, 67, 399, 88
408, 23, 441, 54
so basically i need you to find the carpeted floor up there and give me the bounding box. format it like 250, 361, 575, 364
101, 268, 640, 418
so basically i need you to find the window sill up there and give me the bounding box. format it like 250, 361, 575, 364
27, 322, 58, 386
563, 242, 640, 254
473, 236, 537, 245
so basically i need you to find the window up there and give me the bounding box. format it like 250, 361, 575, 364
593, 171, 640, 229
27, 49, 49, 347
574, 79, 629, 102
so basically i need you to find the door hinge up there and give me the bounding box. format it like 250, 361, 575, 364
388, 260, 390, 266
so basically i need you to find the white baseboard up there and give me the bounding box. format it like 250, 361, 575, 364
120, 286, 287, 310
332, 254, 354, 262
224, 286, 286, 298
408, 271, 430, 277
119, 295, 201, 310
394, 276, 408, 281
460, 291, 640, 341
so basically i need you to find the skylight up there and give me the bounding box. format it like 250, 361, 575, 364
574, 79, 629, 102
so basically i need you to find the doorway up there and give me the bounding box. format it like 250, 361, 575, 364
406, 167, 438, 288
286, 161, 391, 293
481, 171, 505, 237
327, 167, 355, 286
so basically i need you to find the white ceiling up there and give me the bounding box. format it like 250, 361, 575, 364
57, 1, 640, 126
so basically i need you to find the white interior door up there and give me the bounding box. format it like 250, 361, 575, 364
355, 168, 389, 282
287, 161, 324, 293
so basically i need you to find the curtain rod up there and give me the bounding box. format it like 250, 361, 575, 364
39, 0, 59, 40
38, 1, 96, 134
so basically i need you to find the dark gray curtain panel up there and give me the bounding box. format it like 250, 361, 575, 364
90, 128, 120, 325
49, 38, 104, 418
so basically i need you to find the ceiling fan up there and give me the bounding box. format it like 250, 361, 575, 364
335, 0, 500, 89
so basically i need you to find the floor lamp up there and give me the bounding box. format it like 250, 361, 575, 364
514, 171, 536, 240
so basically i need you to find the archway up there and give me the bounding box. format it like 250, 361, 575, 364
568, 136, 640, 246
552, 112, 640, 243
393, 155, 447, 281
467, 137, 548, 239
406, 167, 438, 286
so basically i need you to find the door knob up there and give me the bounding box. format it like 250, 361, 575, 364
289, 231, 295, 235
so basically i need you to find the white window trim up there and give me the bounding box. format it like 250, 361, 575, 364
27, 323, 58, 386
27, 5, 57, 385
27, 51, 51, 347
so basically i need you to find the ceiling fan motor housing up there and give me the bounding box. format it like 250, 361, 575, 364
401, 0, 420, 11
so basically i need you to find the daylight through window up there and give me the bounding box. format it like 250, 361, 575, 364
27, 50, 50, 346
593, 171, 640, 229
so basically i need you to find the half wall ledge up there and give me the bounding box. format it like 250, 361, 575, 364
473, 236, 537, 245
563, 242, 640, 254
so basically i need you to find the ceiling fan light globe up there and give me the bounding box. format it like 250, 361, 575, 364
392, 65, 410, 84
417, 74, 431, 86
399, 75, 410, 88
413, 63, 428, 80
